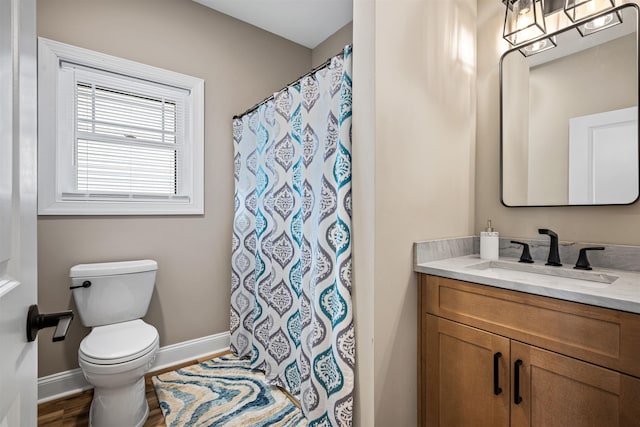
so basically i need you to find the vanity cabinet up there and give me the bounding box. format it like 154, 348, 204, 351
418, 274, 640, 427
424, 315, 510, 427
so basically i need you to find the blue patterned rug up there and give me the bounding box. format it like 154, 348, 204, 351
152, 354, 307, 427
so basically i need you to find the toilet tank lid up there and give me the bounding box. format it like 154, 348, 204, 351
70, 260, 158, 278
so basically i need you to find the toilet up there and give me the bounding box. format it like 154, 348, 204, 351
70, 260, 160, 427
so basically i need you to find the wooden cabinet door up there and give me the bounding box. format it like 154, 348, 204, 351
511, 341, 640, 427
425, 315, 510, 427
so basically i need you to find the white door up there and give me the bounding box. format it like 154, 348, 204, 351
568, 107, 639, 205
0, 0, 38, 426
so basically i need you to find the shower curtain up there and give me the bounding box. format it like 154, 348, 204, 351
230, 46, 354, 426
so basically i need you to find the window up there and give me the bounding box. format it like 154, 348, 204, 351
38, 38, 204, 215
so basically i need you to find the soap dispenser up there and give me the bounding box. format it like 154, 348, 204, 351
480, 220, 499, 260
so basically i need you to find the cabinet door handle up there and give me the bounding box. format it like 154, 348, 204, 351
514, 359, 523, 404
493, 352, 502, 395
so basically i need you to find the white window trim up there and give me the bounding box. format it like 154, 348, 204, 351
38, 37, 205, 215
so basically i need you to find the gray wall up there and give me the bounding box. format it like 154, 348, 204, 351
36, 0, 313, 377
311, 22, 353, 68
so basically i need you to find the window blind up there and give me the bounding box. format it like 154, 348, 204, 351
73, 82, 182, 198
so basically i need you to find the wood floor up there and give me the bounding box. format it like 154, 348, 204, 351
38, 351, 230, 427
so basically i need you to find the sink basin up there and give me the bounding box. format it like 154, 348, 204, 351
467, 260, 619, 286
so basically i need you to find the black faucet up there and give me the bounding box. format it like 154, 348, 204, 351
510, 241, 534, 263
574, 247, 605, 270
538, 229, 562, 266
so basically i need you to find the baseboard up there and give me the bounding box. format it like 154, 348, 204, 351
37, 368, 91, 404
150, 331, 230, 372
38, 331, 230, 404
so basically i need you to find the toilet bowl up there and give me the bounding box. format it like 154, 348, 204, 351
70, 260, 159, 427
78, 320, 159, 427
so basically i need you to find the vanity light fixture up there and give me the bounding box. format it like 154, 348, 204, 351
564, 0, 615, 22
519, 35, 557, 56
503, 0, 547, 46
576, 10, 622, 36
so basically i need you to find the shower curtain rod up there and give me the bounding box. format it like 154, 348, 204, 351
232, 44, 352, 120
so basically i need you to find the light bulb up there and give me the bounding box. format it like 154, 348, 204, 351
585, 13, 613, 29
518, 0, 532, 15
521, 37, 556, 55
516, 12, 534, 30
529, 40, 547, 51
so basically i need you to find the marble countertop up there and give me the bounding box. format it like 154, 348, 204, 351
415, 255, 640, 314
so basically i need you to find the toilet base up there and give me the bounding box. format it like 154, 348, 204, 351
88, 377, 149, 427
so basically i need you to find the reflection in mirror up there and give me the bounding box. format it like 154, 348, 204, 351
500, 4, 639, 206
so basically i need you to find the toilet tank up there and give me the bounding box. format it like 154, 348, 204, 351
70, 260, 158, 327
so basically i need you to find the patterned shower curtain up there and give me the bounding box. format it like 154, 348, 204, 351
230, 46, 354, 426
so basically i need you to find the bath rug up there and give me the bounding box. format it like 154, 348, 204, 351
152, 354, 307, 427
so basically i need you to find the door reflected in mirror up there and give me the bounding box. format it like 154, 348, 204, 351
500, 4, 639, 206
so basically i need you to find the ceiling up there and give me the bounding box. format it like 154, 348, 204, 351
193, 0, 353, 49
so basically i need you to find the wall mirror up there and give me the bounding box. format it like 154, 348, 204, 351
500, 4, 639, 207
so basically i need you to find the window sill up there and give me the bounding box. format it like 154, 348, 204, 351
38, 198, 204, 216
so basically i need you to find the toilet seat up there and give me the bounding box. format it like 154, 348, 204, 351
79, 319, 159, 365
